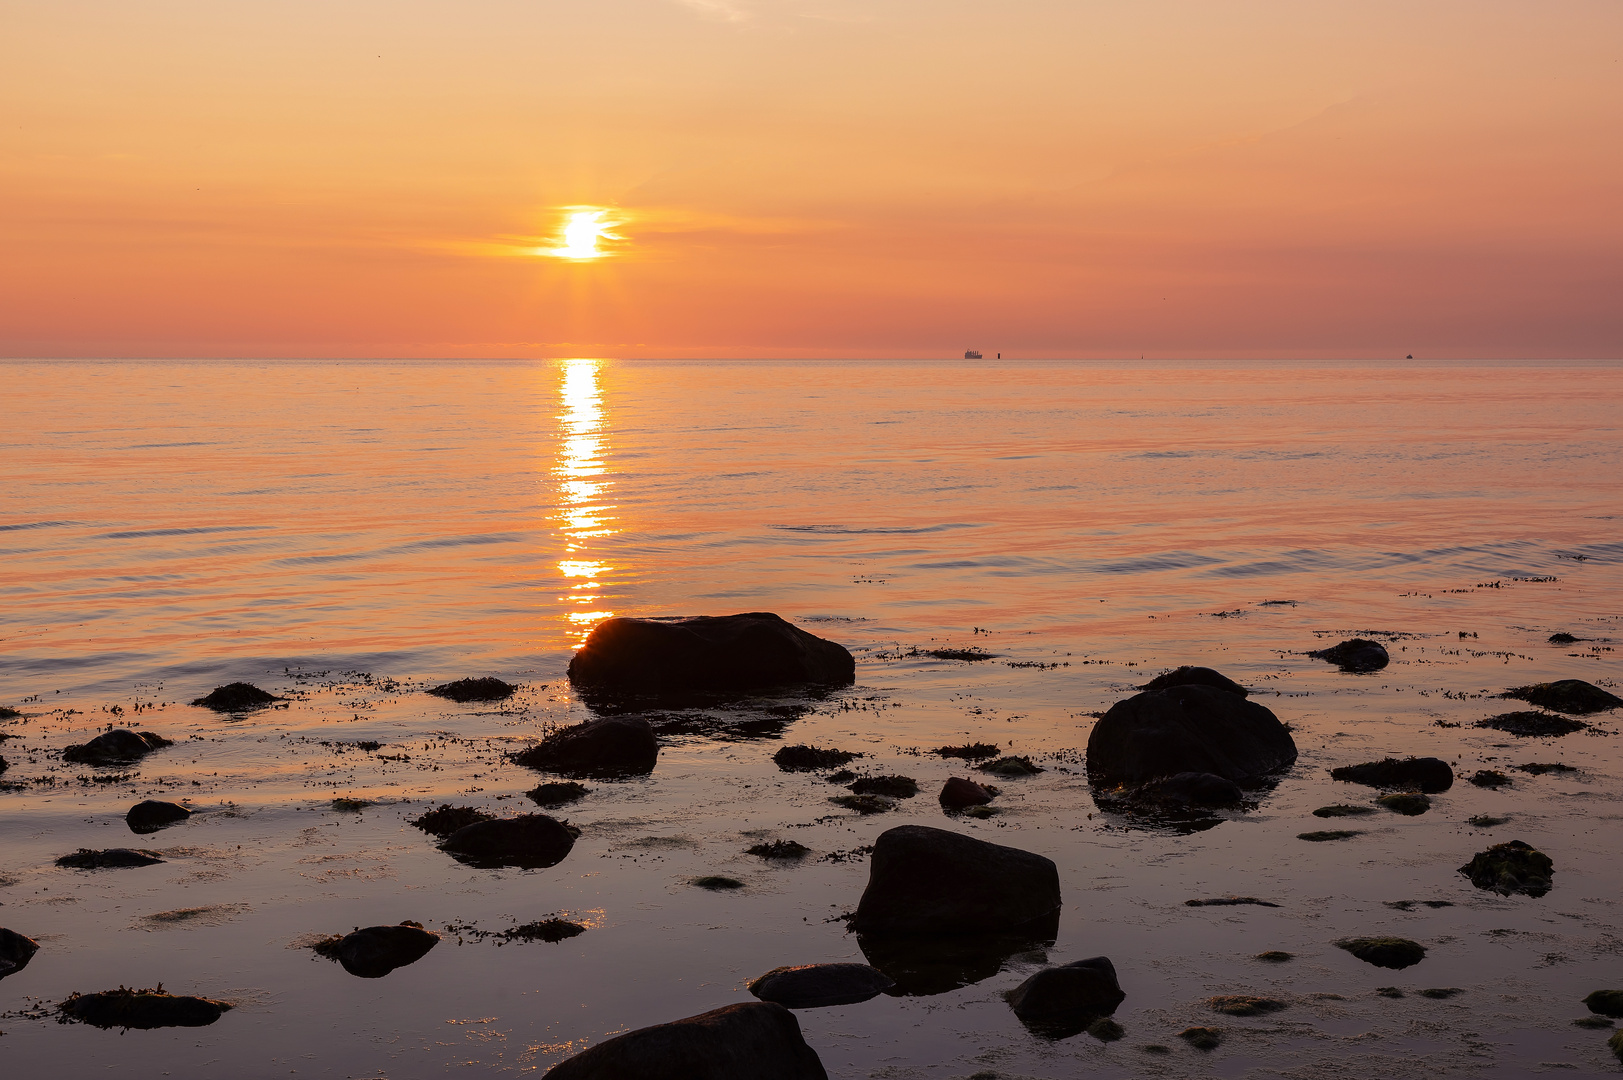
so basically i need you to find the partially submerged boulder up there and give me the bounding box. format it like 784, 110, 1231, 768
1336, 936, 1426, 970
978, 755, 1044, 777
1331, 757, 1454, 793
315, 922, 439, 978
190, 682, 280, 712
851, 825, 1061, 937
439, 814, 578, 869
939, 777, 994, 809
848, 775, 918, 798
427, 677, 516, 703
1085, 685, 1296, 787
1611, 1028, 1623, 1064
1469, 770, 1511, 789
1308, 638, 1390, 672
1179, 1026, 1224, 1050
1208, 995, 1287, 1016
126, 800, 191, 834
830, 794, 896, 814
773, 745, 857, 772
1376, 792, 1431, 815
1005, 957, 1126, 1037
567, 612, 855, 695
58, 986, 231, 1029
1502, 679, 1622, 715
1587, 990, 1623, 1018
511, 717, 658, 778
1459, 839, 1553, 897
61, 729, 170, 766
1140, 666, 1248, 697
0, 927, 40, 980
543, 1001, 827, 1079
56, 848, 164, 869
748, 963, 895, 1008
1475, 711, 1587, 737
527, 781, 589, 808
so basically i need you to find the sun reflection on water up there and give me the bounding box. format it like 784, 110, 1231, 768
554, 359, 616, 648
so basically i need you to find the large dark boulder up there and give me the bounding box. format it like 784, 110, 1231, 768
1140, 666, 1248, 697
1006, 957, 1126, 1037
567, 613, 855, 694
1308, 638, 1390, 672
511, 717, 658, 778
852, 825, 1060, 937
317, 922, 439, 978
747, 963, 894, 1008
439, 814, 578, 869
55, 848, 164, 869
1502, 679, 1622, 715
543, 1002, 827, 1079
190, 682, 281, 712
0, 927, 40, 980
58, 987, 230, 1029
61, 729, 171, 766
1331, 757, 1454, 793
126, 800, 191, 834
1085, 686, 1296, 787
1459, 839, 1553, 897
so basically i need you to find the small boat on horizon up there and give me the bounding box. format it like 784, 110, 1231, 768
963, 350, 982, 360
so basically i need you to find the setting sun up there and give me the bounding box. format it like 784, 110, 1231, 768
551, 209, 619, 260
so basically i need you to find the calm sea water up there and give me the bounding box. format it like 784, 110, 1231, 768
2, 359, 1621, 1078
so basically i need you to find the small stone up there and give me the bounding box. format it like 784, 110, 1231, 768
61, 729, 171, 766
1086, 1017, 1125, 1041
746, 840, 810, 860
1337, 936, 1426, 969
0, 927, 40, 980
1331, 757, 1453, 793
1468, 814, 1509, 827
1308, 638, 1389, 672
848, 775, 918, 799
1185, 897, 1279, 908
747, 963, 894, 1008
830, 794, 897, 814
125, 800, 191, 834
1417, 987, 1463, 999
527, 781, 589, 807
1313, 804, 1376, 818
939, 777, 994, 809
1179, 1026, 1223, 1051
55, 848, 164, 869
315, 922, 439, 978
1376, 986, 1404, 998
1574, 1015, 1614, 1029
1611, 1029, 1623, 1063
692, 875, 744, 890
438, 814, 578, 869
933, 743, 1000, 760
1516, 762, 1575, 775
1475, 711, 1586, 737
58, 987, 231, 1029
1005, 957, 1126, 1036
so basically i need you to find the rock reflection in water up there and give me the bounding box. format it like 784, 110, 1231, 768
857, 913, 1059, 997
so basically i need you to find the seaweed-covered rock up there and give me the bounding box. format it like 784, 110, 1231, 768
317, 922, 439, 978
1377, 792, 1431, 815
427, 677, 516, 703
1005, 957, 1125, 1037
511, 717, 658, 778
933, 743, 1000, 760
1336, 936, 1426, 969
1208, 995, 1287, 1016
1585, 990, 1623, 1018
0, 705, 19, 719
1458, 839, 1554, 897
1179, 1026, 1224, 1050
1140, 666, 1249, 697
439, 814, 578, 869
748, 963, 894, 1008
979, 755, 1043, 777
527, 781, 589, 807
773, 745, 857, 771
746, 840, 810, 860
1469, 770, 1510, 789
1308, 638, 1390, 672
58, 987, 231, 1029
830, 794, 896, 814
851, 825, 1061, 937
1331, 757, 1454, 793
1085, 686, 1296, 787
543, 1001, 827, 1080
190, 682, 280, 712
1502, 679, 1623, 715
567, 612, 855, 694
125, 800, 191, 834
1516, 762, 1575, 775
61, 729, 171, 766
1611, 1028, 1623, 1064
939, 777, 994, 809
55, 848, 164, 869
1475, 711, 1587, 737
0, 927, 40, 980
410, 804, 495, 838
1313, 804, 1376, 818
849, 775, 918, 798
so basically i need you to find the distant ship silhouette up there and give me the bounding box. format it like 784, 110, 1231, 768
964, 350, 982, 360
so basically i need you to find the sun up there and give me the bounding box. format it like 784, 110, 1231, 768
549, 209, 621, 260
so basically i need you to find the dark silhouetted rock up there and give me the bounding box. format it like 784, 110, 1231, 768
830, 794, 896, 814
746, 840, 810, 860
1469, 770, 1510, 789
692, 876, 744, 890
1476, 711, 1587, 737
1139, 771, 1244, 808
1587, 990, 1623, 1018
0, 927, 40, 980
848, 775, 918, 798
1140, 666, 1248, 697
1006, 957, 1125, 1037
1256, 950, 1293, 962
126, 800, 191, 834
1516, 762, 1575, 775
1336, 936, 1426, 969
567, 612, 855, 695
1331, 757, 1453, 793
427, 677, 516, 703
190, 682, 280, 712
1313, 804, 1376, 818
1503, 679, 1622, 715
410, 804, 495, 838
439, 814, 578, 869
932, 743, 1000, 760
851, 825, 1061, 937
317, 922, 439, 978
1185, 897, 1278, 908
1208, 995, 1286, 1016
527, 781, 589, 807
1308, 638, 1390, 672
61, 729, 171, 766
1417, 987, 1463, 999
1459, 839, 1553, 897
1377, 792, 1431, 815
1086, 685, 1297, 787
1548, 632, 1579, 644
0, 706, 19, 719
0, 755, 7, 774
58, 987, 231, 1028
773, 745, 857, 771
1611, 1028, 1623, 1064
748, 963, 895, 1008
1298, 830, 1362, 842
857, 929, 1053, 997
978, 755, 1043, 777
1179, 1026, 1223, 1050
512, 717, 658, 778
1468, 813, 1509, 827
939, 777, 994, 809
55, 848, 164, 869
543, 1001, 827, 1080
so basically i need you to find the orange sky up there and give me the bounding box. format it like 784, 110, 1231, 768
2, 1, 1620, 359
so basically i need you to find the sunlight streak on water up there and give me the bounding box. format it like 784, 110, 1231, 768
554, 358, 616, 647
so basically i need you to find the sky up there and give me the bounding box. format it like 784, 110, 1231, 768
2, 0, 1620, 359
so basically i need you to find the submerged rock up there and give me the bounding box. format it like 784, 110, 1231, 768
1585, 990, 1623, 1018
1179, 1026, 1224, 1051
439, 814, 578, 869
527, 781, 590, 808
1085, 685, 1297, 787
410, 804, 496, 838
748, 963, 894, 1008
848, 775, 918, 798
939, 777, 994, 809
427, 677, 516, 703
830, 794, 897, 815
692, 876, 745, 890
1459, 839, 1554, 897
1611, 1029, 1623, 1064
1186, 897, 1279, 908
543, 1001, 827, 1079
511, 717, 658, 778
190, 682, 280, 712
774, 745, 857, 771
1005, 957, 1126, 1037
1308, 638, 1390, 672
315, 922, 439, 978
1140, 666, 1249, 697
58, 987, 231, 1029
1475, 711, 1586, 737
55, 848, 164, 869
1377, 791, 1432, 815
125, 800, 191, 834
746, 840, 810, 860
1336, 936, 1426, 969
61, 729, 171, 766
1548, 632, 1580, 644
1255, 950, 1293, 962
1469, 770, 1511, 789
1502, 679, 1623, 715
1313, 804, 1376, 818
933, 743, 1000, 760
1298, 830, 1362, 842
1331, 757, 1454, 793
566, 612, 855, 695
978, 755, 1043, 777
1208, 995, 1287, 1016
851, 825, 1061, 937
0, 927, 40, 980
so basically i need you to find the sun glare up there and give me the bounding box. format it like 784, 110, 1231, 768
550, 209, 620, 260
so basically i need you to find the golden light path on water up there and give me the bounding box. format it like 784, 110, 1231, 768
554, 357, 615, 648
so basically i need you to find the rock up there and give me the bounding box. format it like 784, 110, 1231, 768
542, 1001, 827, 1079
0, 755, 7, 774
1458, 839, 1554, 897
1585, 990, 1623, 1018
125, 800, 191, 834
1255, 951, 1293, 962
978, 755, 1044, 777
1468, 814, 1509, 827
848, 775, 918, 798
1502, 679, 1623, 715
1185, 897, 1278, 908
55, 848, 164, 869
1308, 638, 1389, 672
511, 717, 658, 778
1139, 771, 1244, 808
1377, 792, 1431, 815
1085, 686, 1296, 787
1611, 1029, 1623, 1064
851, 825, 1061, 937
439, 814, 578, 869
748, 963, 895, 1008
692, 876, 744, 890
1336, 936, 1426, 969
410, 804, 496, 838
1417, 987, 1463, 999
932, 743, 1000, 760
746, 840, 810, 860
1179, 1026, 1224, 1050
566, 612, 855, 694
1087, 1017, 1125, 1041
61, 729, 171, 766
1516, 762, 1575, 775
527, 781, 590, 807
1312, 804, 1375, 818
316, 922, 439, 978
1005, 957, 1126, 1037
0, 927, 40, 980
774, 745, 858, 771
939, 777, 994, 809
1575, 1015, 1614, 1029
0, 706, 19, 719
1468, 770, 1510, 789
857, 931, 1048, 997
1330, 757, 1454, 793
1140, 666, 1248, 697
1475, 711, 1586, 737
1208, 995, 1287, 1016
427, 677, 516, 702
58, 987, 231, 1028
1298, 830, 1362, 842
830, 794, 896, 814
1548, 632, 1579, 644
190, 682, 280, 712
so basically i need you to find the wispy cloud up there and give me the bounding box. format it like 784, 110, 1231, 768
671, 0, 751, 23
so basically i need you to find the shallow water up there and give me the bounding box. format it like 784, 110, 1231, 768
2, 358, 1621, 1077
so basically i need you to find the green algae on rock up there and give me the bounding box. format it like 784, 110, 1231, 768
1459, 839, 1554, 897
1611, 1028, 1623, 1063
1336, 936, 1426, 969
1377, 791, 1431, 815
1087, 1016, 1126, 1042
1468, 770, 1511, 788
